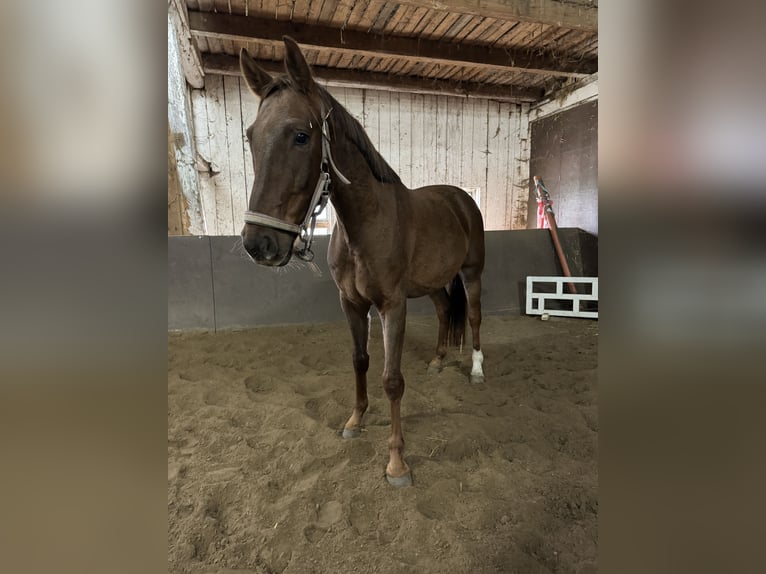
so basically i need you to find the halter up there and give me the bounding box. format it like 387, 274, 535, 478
243, 109, 350, 262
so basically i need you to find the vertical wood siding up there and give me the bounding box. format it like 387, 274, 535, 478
190, 78, 530, 235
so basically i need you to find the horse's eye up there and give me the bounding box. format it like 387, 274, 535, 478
294, 132, 309, 146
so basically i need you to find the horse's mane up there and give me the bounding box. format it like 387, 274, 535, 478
261, 76, 401, 185
318, 88, 401, 185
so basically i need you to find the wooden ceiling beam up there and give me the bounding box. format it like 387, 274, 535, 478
189, 11, 597, 78
202, 53, 544, 103
394, 0, 597, 32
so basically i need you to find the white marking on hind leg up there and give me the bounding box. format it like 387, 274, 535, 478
471, 349, 484, 377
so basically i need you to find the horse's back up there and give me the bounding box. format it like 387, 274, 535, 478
407, 184, 485, 276
410, 185, 484, 233
410, 184, 484, 250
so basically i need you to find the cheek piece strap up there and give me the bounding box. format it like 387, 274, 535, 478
243, 108, 350, 262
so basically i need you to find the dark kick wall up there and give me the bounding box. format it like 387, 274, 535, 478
528, 101, 598, 235
168, 230, 597, 331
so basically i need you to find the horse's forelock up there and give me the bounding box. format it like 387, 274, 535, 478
260, 76, 292, 100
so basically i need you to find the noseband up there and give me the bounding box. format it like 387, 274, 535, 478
243, 109, 350, 262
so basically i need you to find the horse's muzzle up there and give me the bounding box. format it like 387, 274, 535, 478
241, 226, 293, 266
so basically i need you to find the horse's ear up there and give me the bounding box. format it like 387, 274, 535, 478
240, 48, 272, 97
283, 36, 315, 93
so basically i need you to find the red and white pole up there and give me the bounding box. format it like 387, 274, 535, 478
533, 176, 577, 295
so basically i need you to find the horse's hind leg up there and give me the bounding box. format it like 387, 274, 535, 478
461, 269, 484, 383
427, 289, 450, 374
340, 295, 371, 439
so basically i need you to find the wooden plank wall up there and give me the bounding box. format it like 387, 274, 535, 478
190, 77, 530, 235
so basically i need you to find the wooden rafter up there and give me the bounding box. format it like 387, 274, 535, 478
393, 0, 598, 32
189, 11, 597, 78
202, 53, 544, 102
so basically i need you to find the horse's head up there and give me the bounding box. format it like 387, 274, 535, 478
239, 37, 325, 266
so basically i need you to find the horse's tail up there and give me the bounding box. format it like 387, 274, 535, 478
447, 275, 467, 348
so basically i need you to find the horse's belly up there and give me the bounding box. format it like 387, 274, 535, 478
405, 267, 457, 298
406, 285, 433, 299
405, 240, 466, 296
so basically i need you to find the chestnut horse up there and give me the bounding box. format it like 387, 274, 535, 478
239, 37, 485, 487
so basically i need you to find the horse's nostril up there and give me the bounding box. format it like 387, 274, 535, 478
242, 231, 280, 261
259, 235, 278, 260
242, 234, 257, 253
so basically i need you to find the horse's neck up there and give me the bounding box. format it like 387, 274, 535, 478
328, 129, 395, 244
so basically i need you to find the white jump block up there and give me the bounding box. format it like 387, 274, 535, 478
526, 276, 599, 319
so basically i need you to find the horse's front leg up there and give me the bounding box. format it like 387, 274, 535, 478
379, 300, 412, 487
340, 295, 371, 439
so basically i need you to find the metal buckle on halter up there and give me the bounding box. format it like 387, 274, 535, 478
294, 170, 331, 262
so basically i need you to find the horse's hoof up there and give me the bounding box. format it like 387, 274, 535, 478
385, 472, 413, 488
342, 427, 361, 439
470, 374, 485, 384
427, 365, 441, 375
